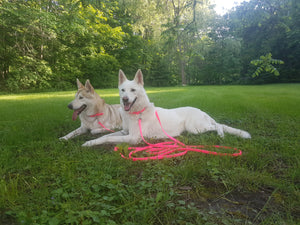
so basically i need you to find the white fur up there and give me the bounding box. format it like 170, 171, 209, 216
60, 79, 122, 140
82, 70, 251, 147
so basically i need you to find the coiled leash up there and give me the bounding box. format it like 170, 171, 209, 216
114, 110, 242, 161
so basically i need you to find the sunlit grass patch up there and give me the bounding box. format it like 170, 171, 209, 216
0, 89, 120, 101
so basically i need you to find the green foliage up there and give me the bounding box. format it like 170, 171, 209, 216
228, 0, 298, 82
146, 52, 178, 86
189, 35, 242, 85
7, 56, 52, 91
82, 53, 120, 88
0, 0, 299, 91
251, 53, 284, 77
0, 0, 126, 91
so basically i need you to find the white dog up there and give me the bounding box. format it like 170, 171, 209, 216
82, 70, 251, 147
60, 79, 122, 140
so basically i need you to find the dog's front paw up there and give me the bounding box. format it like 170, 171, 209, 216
240, 131, 251, 139
82, 140, 94, 147
59, 136, 68, 141
244, 132, 251, 139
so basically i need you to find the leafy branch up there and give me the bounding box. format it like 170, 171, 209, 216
250, 53, 284, 77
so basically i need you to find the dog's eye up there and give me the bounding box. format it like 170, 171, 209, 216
79, 96, 84, 99
121, 89, 125, 92
131, 88, 136, 92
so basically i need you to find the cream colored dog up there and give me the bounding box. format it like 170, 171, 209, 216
60, 79, 122, 140
82, 70, 251, 147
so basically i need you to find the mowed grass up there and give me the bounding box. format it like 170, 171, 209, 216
0, 84, 299, 224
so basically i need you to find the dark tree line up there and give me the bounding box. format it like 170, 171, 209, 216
0, 0, 299, 91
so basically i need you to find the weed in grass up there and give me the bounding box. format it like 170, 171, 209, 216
0, 173, 20, 208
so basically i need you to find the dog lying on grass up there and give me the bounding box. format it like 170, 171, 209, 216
60, 79, 122, 140
82, 70, 251, 147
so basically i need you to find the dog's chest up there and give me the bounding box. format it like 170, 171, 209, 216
80, 115, 100, 128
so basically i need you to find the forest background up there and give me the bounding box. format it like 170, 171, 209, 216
0, 0, 299, 91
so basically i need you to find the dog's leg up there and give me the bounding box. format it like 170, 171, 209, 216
90, 128, 108, 135
216, 124, 225, 138
60, 127, 88, 140
220, 124, 251, 139
82, 131, 138, 147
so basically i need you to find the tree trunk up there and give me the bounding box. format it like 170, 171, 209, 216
180, 57, 186, 86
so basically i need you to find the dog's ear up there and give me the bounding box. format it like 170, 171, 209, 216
85, 80, 95, 94
119, 70, 127, 86
134, 69, 144, 86
77, 79, 84, 89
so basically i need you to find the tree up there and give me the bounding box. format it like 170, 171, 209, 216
189, 15, 242, 85
227, 0, 300, 83
1, 0, 298, 91
162, 0, 215, 85
0, 0, 127, 91
0, 0, 59, 90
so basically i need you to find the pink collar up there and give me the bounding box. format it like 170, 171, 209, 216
88, 112, 114, 132
129, 107, 146, 115
89, 112, 104, 117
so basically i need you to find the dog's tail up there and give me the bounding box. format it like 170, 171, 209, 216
218, 124, 251, 139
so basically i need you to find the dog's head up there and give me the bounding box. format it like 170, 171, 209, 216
68, 79, 103, 120
118, 69, 149, 112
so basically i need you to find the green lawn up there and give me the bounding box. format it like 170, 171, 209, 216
0, 84, 299, 224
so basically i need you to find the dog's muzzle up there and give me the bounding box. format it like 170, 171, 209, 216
122, 97, 137, 111
122, 96, 129, 104
70, 104, 87, 120
68, 103, 73, 110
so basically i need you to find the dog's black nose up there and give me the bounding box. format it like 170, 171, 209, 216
68, 103, 73, 109
122, 97, 129, 103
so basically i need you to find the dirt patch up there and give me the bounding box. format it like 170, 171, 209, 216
0, 210, 18, 225
178, 184, 282, 223
206, 187, 274, 222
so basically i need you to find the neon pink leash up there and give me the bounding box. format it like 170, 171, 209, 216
114, 110, 242, 161
89, 113, 115, 133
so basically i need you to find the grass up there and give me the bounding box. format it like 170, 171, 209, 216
0, 84, 299, 224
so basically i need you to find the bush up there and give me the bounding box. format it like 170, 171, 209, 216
82, 53, 120, 88
6, 56, 52, 91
